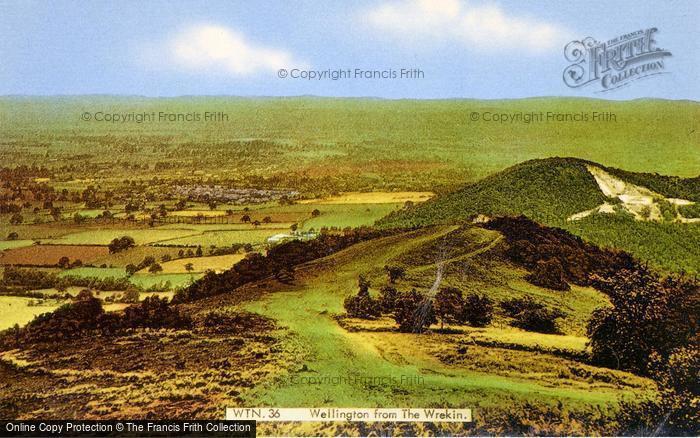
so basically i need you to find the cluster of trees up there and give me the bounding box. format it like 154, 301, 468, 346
108, 236, 136, 254
174, 227, 398, 303
2, 266, 132, 291
57, 256, 83, 269
486, 216, 637, 289
343, 276, 495, 333
125, 255, 172, 276
0, 291, 191, 347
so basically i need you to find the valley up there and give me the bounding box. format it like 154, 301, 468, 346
0, 96, 697, 435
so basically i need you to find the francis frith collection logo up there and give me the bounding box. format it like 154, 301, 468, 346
563, 27, 672, 92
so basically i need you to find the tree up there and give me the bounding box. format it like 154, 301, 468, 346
434, 287, 463, 329
343, 276, 381, 319
184, 263, 194, 273
461, 293, 494, 327
240, 214, 251, 223
73, 212, 86, 224
252, 220, 261, 228
148, 263, 163, 273
384, 265, 406, 283
262, 216, 272, 224
587, 269, 699, 375
9, 213, 23, 225
195, 246, 203, 257
311, 209, 321, 217
122, 288, 140, 304
57, 256, 71, 269
7, 232, 18, 241
378, 285, 400, 313
290, 223, 298, 232
125, 264, 138, 276
175, 199, 187, 210
393, 289, 436, 333
108, 236, 135, 254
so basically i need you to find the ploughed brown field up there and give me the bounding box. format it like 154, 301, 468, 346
0, 245, 110, 266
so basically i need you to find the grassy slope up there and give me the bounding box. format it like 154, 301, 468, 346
379, 157, 700, 274
236, 227, 651, 420
379, 157, 607, 226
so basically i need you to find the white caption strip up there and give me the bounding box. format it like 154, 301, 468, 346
226, 408, 472, 423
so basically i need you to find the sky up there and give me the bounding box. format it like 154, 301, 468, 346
0, 0, 698, 99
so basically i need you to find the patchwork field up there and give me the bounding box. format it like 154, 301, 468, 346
90, 246, 186, 267
143, 254, 246, 274
0, 245, 109, 266
0, 97, 696, 434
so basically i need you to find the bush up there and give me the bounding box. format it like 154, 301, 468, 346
122, 296, 192, 330
384, 265, 406, 283
613, 346, 699, 435
343, 276, 381, 319
501, 296, 565, 334
1, 294, 191, 347
462, 293, 494, 327
587, 268, 699, 375
393, 289, 436, 333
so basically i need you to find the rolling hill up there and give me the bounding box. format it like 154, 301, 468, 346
379, 158, 700, 274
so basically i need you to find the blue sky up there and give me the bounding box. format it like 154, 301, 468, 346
0, 0, 697, 99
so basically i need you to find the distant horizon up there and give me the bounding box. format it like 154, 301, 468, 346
1, 94, 698, 103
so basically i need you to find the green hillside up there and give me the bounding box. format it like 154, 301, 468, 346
379, 158, 700, 274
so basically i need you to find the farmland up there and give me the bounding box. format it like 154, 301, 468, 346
0, 296, 63, 330
146, 254, 246, 273
0, 96, 697, 434
0, 245, 109, 266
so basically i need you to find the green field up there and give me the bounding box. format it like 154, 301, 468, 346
58, 267, 127, 279
301, 203, 403, 230
0, 240, 34, 251
158, 229, 287, 247
128, 272, 203, 290
0, 296, 63, 330
46, 229, 199, 245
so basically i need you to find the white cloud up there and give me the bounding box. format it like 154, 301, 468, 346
165, 24, 305, 75
365, 0, 569, 53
